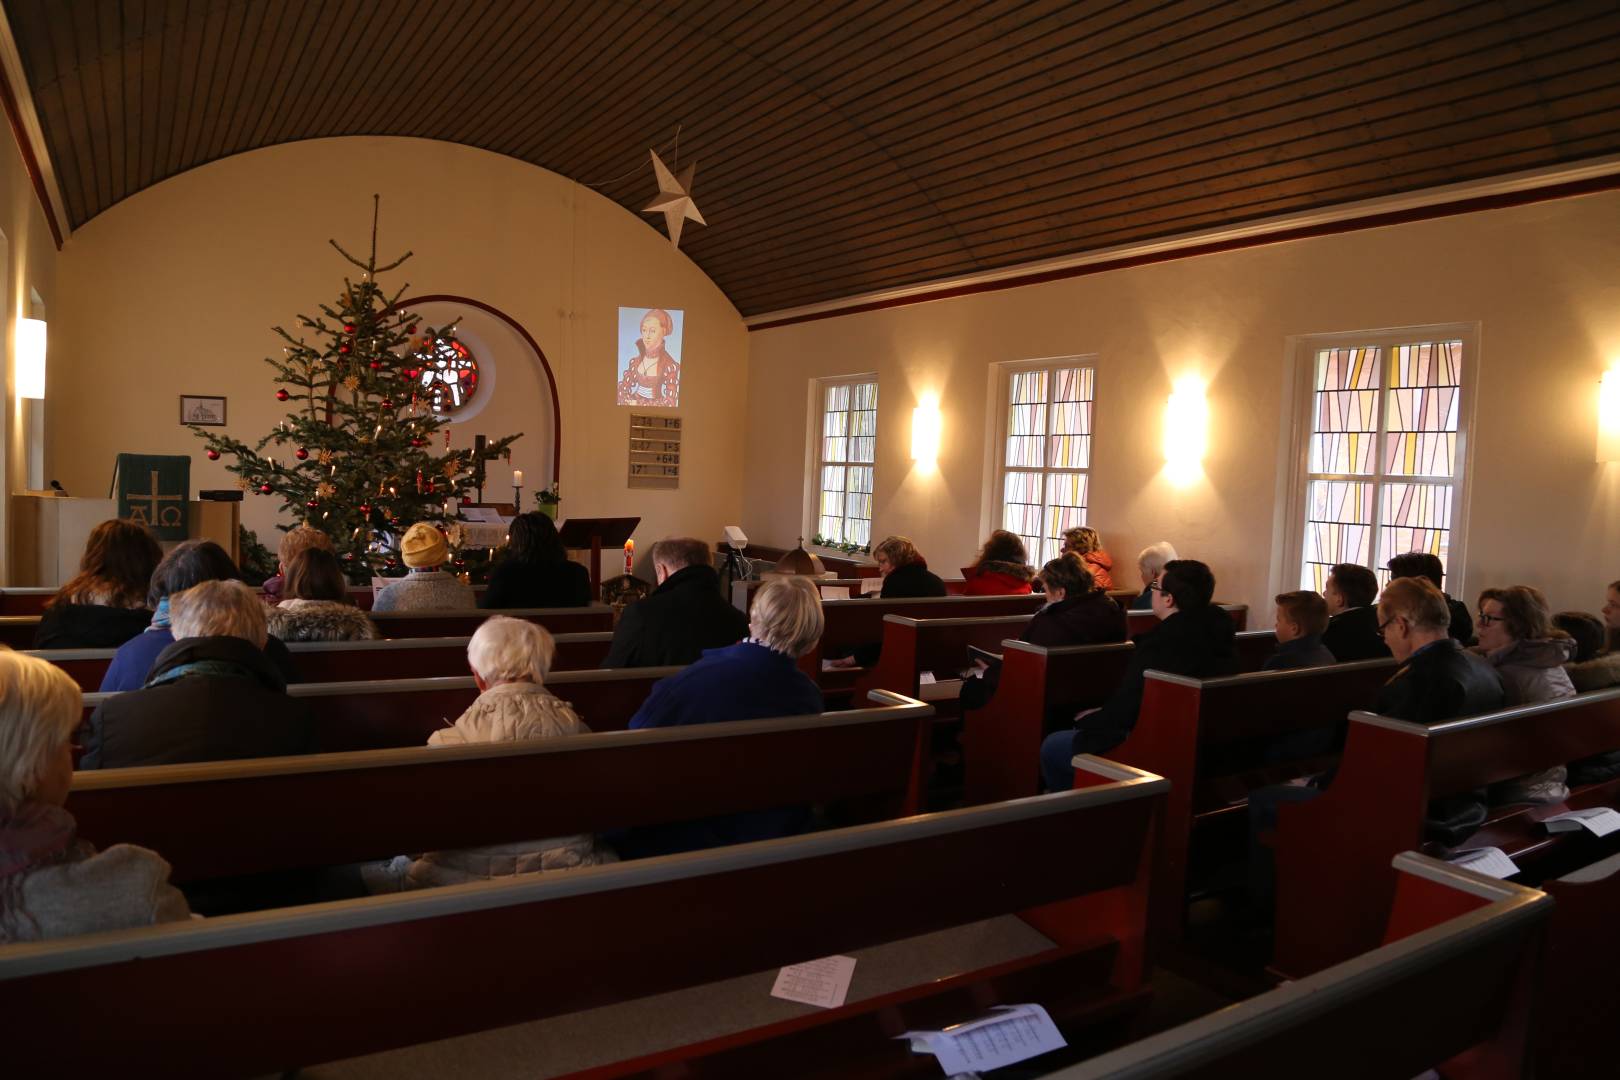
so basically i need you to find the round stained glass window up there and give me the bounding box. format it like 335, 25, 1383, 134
415, 336, 479, 414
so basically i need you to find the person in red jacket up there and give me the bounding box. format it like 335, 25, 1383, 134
1061, 526, 1115, 590
961, 530, 1034, 595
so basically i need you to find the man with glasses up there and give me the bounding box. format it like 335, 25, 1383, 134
1374, 578, 1502, 721
1039, 558, 1236, 792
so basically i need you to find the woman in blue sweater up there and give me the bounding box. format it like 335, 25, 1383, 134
620, 577, 825, 856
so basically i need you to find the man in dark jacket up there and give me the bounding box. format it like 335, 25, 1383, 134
1386, 551, 1475, 646
1264, 590, 1337, 671
601, 537, 748, 668
1039, 559, 1236, 790
79, 580, 314, 770
1319, 563, 1392, 662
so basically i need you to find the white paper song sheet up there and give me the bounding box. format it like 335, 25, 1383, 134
1448, 846, 1521, 879
900, 1003, 1067, 1075
820, 586, 851, 600
1542, 806, 1620, 837
770, 955, 856, 1009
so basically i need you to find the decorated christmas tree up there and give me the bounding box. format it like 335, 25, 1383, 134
192, 198, 520, 582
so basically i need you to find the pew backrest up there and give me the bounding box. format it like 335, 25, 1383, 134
960, 629, 1280, 806
4, 758, 1167, 1079
369, 605, 613, 636
1046, 853, 1548, 1080
68, 690, 936, 882
818, 593, 1047, 653
1124, 602, 1249, 638
31, 631, 616, 692
1274, 687, 1620, 976
0, 586, 55, 615
79, 666, 680, 753
854, 613, 1036, 698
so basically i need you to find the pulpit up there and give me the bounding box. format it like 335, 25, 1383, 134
9, 494, 240, 586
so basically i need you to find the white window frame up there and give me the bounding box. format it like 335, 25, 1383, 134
809, 374, 878, 547
1279, 323, 1478, 596
990, 355, 1099, 567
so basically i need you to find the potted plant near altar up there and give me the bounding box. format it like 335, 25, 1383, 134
535, 482, 560, 521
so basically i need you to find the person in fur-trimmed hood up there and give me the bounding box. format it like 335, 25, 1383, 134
960, 529, 1035, 595
266, 548, 379, 642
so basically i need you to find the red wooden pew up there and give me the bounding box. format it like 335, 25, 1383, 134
31, 631, 615, 692
1, 759, 1166, 1079
1121, 659, 1396, 944
851, 613, 1036, 700
1539, 849, 1620, 1079
961, 629, 1281, 806
599, 853, 1549, 1080
78, 666, 679, 755
68, 691, 934, 884
1273, 686, 1620, 978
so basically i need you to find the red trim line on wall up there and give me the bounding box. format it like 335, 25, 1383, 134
0, 60, 61, 250
390, 295, 563, 489
746, 173, 1620, 332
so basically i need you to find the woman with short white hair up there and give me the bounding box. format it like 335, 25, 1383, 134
367, 616, 616, 891
0, 651, 190, 941
1130, 541, 1180, 610
622, 578, 826, 855
80, 579, 314, 770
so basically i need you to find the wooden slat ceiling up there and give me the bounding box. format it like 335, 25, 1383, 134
8, 0, 1620, 316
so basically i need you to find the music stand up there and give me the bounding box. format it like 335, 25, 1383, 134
558, 517, 640, 600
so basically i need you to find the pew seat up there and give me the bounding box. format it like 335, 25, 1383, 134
588, 852, 1547, 1080
2, 757, 1167, 1078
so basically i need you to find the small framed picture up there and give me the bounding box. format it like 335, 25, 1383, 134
180, 395, 227, 426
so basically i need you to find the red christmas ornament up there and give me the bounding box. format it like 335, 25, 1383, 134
275, 389, 290, 401
381, 399, 395, 410
339, 344, 351, 355
206, 449, 220, 461
306, 500, 319, 509
407, 324, 418, 335
404, 368, 420, 380
359, 503, 372, 515
410, 438, 424, 448
259, 482, 273, 494
343, 324, 356, 334
368, 360, 381, 370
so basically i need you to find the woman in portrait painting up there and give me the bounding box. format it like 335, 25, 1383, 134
617, 308, 681, 407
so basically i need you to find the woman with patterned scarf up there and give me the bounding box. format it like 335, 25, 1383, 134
0, 651, 190, 943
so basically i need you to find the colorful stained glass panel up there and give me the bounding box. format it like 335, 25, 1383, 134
1300, 479, 1375, 590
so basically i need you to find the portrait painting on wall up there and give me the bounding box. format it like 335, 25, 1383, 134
616, 307, 684, 408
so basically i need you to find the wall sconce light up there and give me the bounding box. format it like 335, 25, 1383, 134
1163, 375, 1208, 481
911, 402, 941, 464
1599, 366, 1620, 463
15, 317, 45, 400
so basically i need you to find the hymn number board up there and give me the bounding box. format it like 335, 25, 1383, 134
628, 414, 682, 488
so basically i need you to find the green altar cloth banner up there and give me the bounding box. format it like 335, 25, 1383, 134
113, 454, 191, 540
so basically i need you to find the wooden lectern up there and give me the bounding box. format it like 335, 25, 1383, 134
9, 494, 239, 586
558, 517, 639, 600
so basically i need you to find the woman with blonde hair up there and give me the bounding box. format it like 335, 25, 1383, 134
0, 652, 190, 941
1061, 525, 1115, 590
34, 519, 162, 648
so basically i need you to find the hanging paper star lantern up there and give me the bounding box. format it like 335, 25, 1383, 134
642, 149, 705, 249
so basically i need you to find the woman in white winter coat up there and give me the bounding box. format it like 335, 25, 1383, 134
367, 616, 615, 892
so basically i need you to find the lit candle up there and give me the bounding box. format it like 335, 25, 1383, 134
624, 538, 635, 573
513, 469, 524, 487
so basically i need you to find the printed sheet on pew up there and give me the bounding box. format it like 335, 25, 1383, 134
1447, 847, 1520, 879
1541, 806, 1620, 837
900, 1003, 1067, 1077
770, 955, 856, 1009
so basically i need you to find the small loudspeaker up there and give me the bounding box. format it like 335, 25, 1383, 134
198, 489, 244, 501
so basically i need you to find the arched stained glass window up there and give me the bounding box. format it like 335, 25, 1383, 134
415, 336, 479, 414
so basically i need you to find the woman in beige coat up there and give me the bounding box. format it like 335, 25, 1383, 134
367, 616, 615, 892
0, 652, 190, 942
